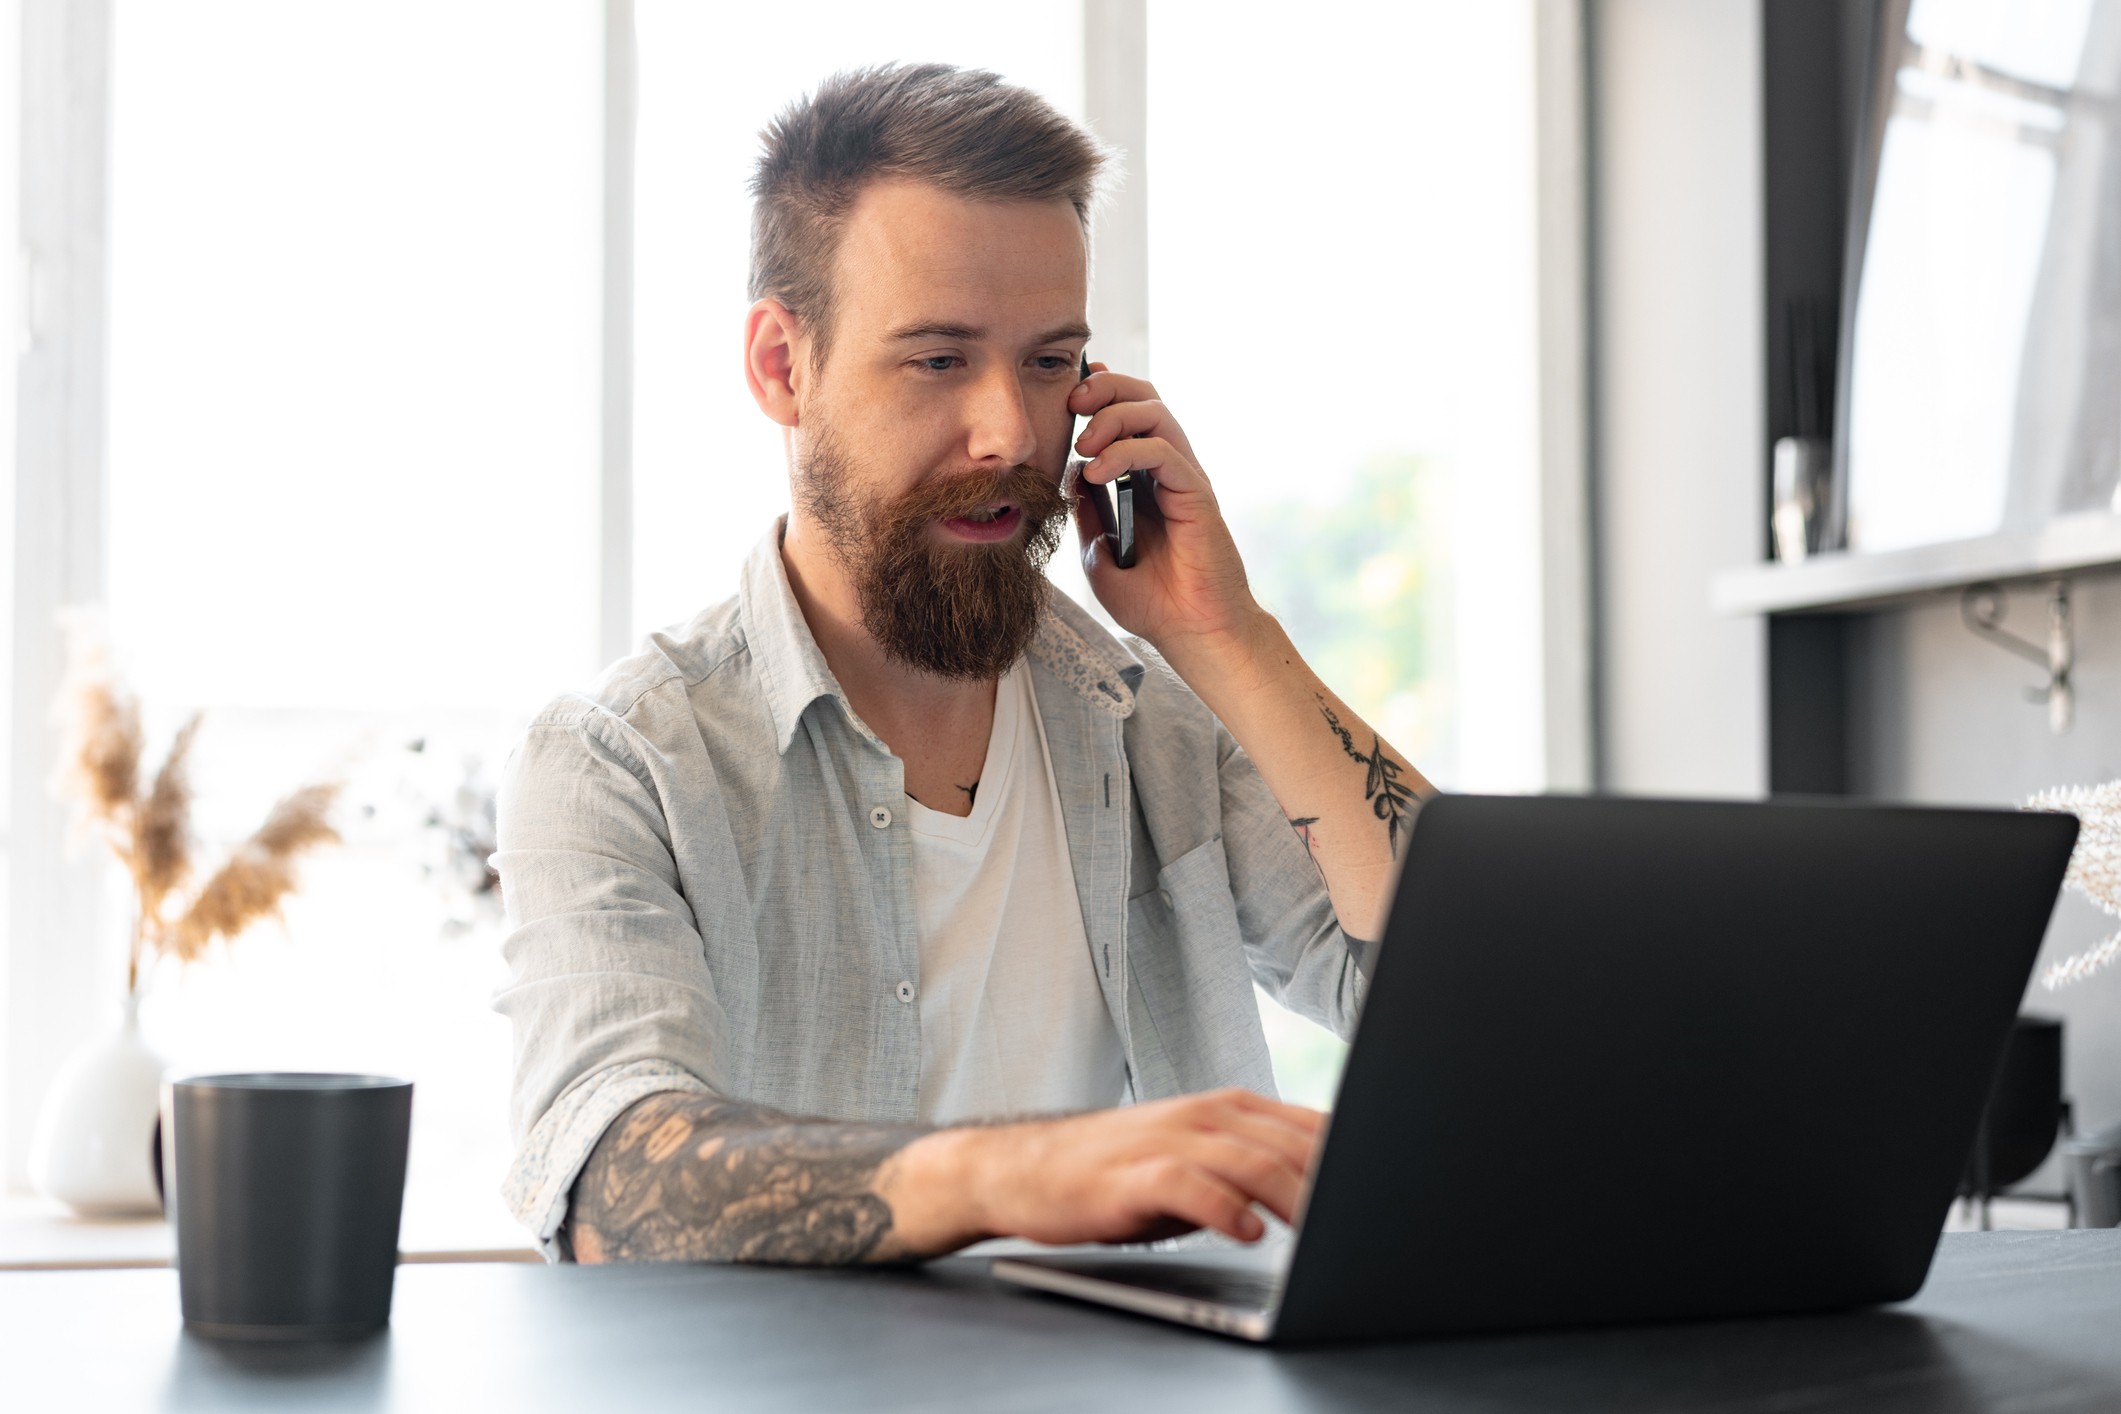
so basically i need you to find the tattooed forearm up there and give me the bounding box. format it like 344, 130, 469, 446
565, 1091, 931, 1265
1316, 694, 1420, 854
1288, 816, 1320, 853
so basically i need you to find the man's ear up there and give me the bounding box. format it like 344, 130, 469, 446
745, 299, 805, 429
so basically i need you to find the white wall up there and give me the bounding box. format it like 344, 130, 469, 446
1590, 0, 1768, 796
1851, 576, 2121, 1150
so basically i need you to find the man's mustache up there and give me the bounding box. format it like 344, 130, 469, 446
888, 462, 1070, 527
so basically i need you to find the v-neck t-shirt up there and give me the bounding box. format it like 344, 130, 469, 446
906, 658, 1130, 1125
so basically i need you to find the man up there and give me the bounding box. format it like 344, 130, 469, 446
495, 63, 1431, 1265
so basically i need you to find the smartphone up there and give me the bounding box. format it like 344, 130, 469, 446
1075, 352, 1138, 569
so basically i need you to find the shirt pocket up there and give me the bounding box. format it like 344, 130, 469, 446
1126, 832, 1274, 1096
1127, 830, 1233, 939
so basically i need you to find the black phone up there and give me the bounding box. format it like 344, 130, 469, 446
1075, 353, 1138, 569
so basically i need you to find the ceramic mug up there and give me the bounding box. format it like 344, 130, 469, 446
163, 1073, 413, 1340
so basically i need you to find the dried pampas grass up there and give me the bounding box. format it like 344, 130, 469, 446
133, 712, 201, 929
2027, 779, 2121, 989
165, 782, 342, 964
53, 617, 144, 834
52, 618, 343, 992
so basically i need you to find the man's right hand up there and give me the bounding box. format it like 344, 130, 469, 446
885, 1088, 1326, 1254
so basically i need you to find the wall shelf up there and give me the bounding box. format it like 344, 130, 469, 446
1713, 509, 2121, 616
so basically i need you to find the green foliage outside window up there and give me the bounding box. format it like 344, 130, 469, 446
1237, 452, 1453, 1109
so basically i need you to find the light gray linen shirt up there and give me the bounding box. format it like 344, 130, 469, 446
493, 520, 1368, 1259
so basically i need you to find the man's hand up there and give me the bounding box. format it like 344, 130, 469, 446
894, 1088, 1325, 1251
1065, 363, 1434, 943
567, 1087, 1324, 1264
1067, 365, 1271, 667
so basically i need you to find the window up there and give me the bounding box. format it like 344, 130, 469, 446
0, 0, 17, 1070
99, 0, 600, 1231
1843, 0, 2118, 551
1147, 4, 1545, 1103
9, 2, 1567, 1190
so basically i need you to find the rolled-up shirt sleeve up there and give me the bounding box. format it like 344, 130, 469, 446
491, 702, 728, 1261
1214, 718, 1369, 1040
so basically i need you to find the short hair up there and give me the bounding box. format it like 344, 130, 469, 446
749, 63, 1114, 371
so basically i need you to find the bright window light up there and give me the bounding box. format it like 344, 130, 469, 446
104, 0, 600, 1237
1146, 2, 1542, 1104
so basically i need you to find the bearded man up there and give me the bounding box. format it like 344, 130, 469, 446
494, 62, 1433, 1264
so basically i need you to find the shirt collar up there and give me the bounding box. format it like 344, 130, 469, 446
739, 517, 1143, 757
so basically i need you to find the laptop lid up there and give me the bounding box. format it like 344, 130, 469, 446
1267, 794, 2078, 1343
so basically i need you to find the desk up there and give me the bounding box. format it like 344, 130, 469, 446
7, 1230, 2121, 1411
0, 1191, 537, 1270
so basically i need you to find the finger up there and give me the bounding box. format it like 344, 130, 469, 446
1068, 368, 1160, 419
1216, 1089, 1330, 1136
1081, 436, 1211, 500
1076, 398, 1194, 462
1127, 1159, 1265, 1243
1176, 1134, 1307, 1226
1215, 1109, 1326, 1177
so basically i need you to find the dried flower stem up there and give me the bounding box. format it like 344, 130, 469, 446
2028, 780, 2121, 989
53, 618, 143, 852
128, 712, 200, 991
2043, 931, 2121, 990
164, 781, 343, 965
54, 618, 342, 994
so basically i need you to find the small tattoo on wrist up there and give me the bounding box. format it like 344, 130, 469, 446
1317, 695, 1418, 854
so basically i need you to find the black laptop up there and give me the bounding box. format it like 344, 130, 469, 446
991, 794, 2080, 1343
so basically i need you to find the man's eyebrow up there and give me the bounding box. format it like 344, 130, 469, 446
886, 321, 983, 343
1033, 321, 1094, 346
884, 320, 1092, 346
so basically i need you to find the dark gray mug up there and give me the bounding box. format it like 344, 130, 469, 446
163, 1073, 413, 1340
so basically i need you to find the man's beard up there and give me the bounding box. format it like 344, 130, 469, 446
795, 421, 1070, 680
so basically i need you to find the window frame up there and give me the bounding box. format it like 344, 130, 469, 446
5, 0, 114, 1191
1, 0, 1589, 1186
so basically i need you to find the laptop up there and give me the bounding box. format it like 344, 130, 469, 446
991, 794, 2079, 1344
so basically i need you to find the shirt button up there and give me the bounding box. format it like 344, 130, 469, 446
895, 980, 917, 1004
869, 805, 894, 829
1159, 888, 1175, 909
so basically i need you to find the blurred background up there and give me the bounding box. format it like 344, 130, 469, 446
6, 0, 2120, 1243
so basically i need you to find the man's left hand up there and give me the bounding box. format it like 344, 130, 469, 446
1068, 364, 1266, 666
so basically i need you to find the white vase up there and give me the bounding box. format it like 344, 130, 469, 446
27, 992, 167, 1217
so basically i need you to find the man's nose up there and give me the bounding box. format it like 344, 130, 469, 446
963, 367, 1038, 468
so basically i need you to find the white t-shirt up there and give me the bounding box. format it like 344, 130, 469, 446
909, 658, 1130, 1125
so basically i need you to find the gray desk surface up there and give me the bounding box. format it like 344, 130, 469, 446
9, 1230, 2121, 1412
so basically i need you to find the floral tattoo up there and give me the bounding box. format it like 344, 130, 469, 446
1317, 695, 1418, 854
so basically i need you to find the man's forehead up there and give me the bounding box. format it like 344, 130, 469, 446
833, 180, 1087, 339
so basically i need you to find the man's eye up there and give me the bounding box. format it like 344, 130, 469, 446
1033, 356, 1071, 372
918, 356, 961, 372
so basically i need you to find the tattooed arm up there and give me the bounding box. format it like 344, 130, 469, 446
565, 1087, 1325, 1264
1064, 366, 1435, 945
565, 1091, 958, 1264
1151, 615, 1434, 945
